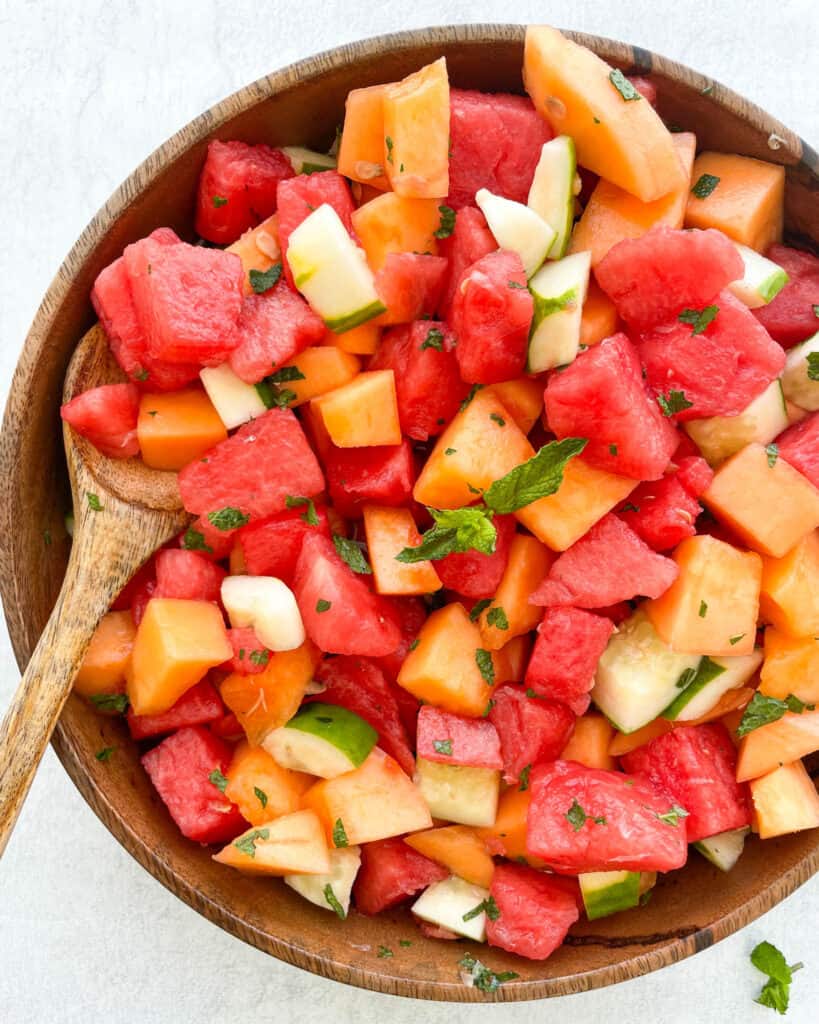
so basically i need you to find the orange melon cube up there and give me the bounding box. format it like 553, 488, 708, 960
127, 598, 231, 716
322, 321, 381, 356
608, 718, 672, 757
224, 741, 314, 827
74, 610, 136, 698
337, 84, 391, 192
646, 534, 761, 656
226, 213, 280, 294
579, 278, 619, 348
561, 712, 616, 770
351, 192, 440, 270
750, 760, 819, 838
492, 634, 533, 686
304, 747, 432, 846
703, 443, 819, 558
213, 809, 331, 875
478, 534, 554, 650
312, 369, 400, 447
137, 388, 227, 471
404, 825, 495, 889
737, 707, 819, 782
284, 347, 361, 407
362, 505, 441, 596
759, 629, 819, 705
382, 58, 449, 198
477, 788, 544, 866
486, 378, 544, 435
685, 152, 785, 252
759, 531, 819, 637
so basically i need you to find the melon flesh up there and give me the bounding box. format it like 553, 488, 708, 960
750, 760, 819, 838
737, 708, 819, 782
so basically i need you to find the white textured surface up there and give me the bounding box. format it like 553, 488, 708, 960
1, 1, 818, 1020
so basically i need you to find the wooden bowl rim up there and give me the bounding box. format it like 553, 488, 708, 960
2, 22, 817, 1002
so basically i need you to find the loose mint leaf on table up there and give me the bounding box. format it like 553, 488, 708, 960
750, 940, 803, 1015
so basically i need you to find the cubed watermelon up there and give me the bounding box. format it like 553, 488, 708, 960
544, 333, 679, 480
777, 413, 819, 489
237, 505, 331, 582
324, 439, 415, 519
130, 575, 157, 626
60, 383, 140, 459
437, 205, 497, 319
628, 76, 658, 105
450, 250, 533, 383
353, 837, 448, 915
223, 627, 271, 675
374, 596, 428, 682
374, 254, 448, 325
416, 705, 503, 769
179, 515, 236, 561
621, 723, 751, 843
112, 556, 157, 612
277, 170, 356, 287
486, 862, 580, 961
674, 455, 714, 497
435, 514, 516, 599
141, 725, 246, 843
195, 139, 295, 244
489, 684, 576, 784
127, 679, 224, 740
617, 475, 702, 551
595, 227, 744, 329
523, 608, 614, 715
178, 408, 324, 521
753, 244, 819, 347
154, 549, 226, 603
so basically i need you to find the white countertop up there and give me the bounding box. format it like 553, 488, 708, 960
1, 2, 818, 1021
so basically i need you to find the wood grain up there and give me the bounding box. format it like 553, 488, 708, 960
0, 24, 815, 1001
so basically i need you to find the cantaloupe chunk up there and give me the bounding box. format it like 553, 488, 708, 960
684, 152, 785, 252
759, 531, 819, 637
646, 535, 761, 656
127, 598, 231, 716
478, 534, 554, 650
363, 504, 441, 596
304, 747, 432, 846
284, 347, 361, 407
561, 712, 616, 769
220, 642, 319, 746
570, 132, 696, 265
337, 84, 391, 192
74, 610, 136, 698
414, 389, 535, 509
476, 788, 544, 866
397, 603, 495, 717
405, 825, 495, 888
382, 58, 449, 198
523, 26, 685, 202
703, 443, 819, 558
137, 388, 227, 470
759, 629, 819, 705
750, 760, 819, 838
224, 741, 314, 827
226, 213, 280, 294
351, 192, 440, 270
486, 378, 544, 435
579, 278, 619, 348
492, 634, 532, 686
312, 369, 400, 447
515, 457, 636, 551
213, 809, 331, 875
608, 718, 672, 757
322, 321, 381, 356
737, 707, 819, 781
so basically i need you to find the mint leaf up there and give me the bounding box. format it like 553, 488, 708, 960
458, 953, 519, 993
434, 204, 456, 239
181, 527, 213, 553
459, 383, 484, 411
385, 136, 394, 164
484, 438, 587, 513
233, 828, 269, 858
323, 883, 346, 920
254, 786, 268, 808
699, 600, 708, 618
565, 799, 587, 831
806, 352, 819, 382
656, 804, 689, 827
486, 606, 509, 630
249, 263, 283, 294
691, 173, 720, 199
86, 492, 103, 512
751, 940, 803, 1015
316, 599, 332, 613
420, 328, 445, 351
208, 507, 249, 531
332, 818, 349, 847
609, 69, 641, 101
766, 443, 779, 468
518, 764, 531, 792
377, 945, 394, 958
657, 390, 694, 417
475, 648, 494, 686
396, 506, 496, 563
212, 195, 228, 208
462, 896, 500, 922
95, 746, 116, 763
433, 739, 453, 756
209, 768, 229, 793
469, 598, 492, 621
89, 692, 129, 714
678, 305, 719, 335
286, 494, 319, 525
734, 690, 811, 737
333, 534, 372, 574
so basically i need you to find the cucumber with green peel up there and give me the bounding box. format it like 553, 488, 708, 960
579, 870, 642, 920
527, 135, 577, 259
264, 702, 378, 778
526, 251, 591, 373
782, 331, 819, 411
693, 826, 750, 871
728, 243, 789, 309
475, 188, 556, 278
281, 146, 337, 175
411, 876, 491, 942
285, 845, 361, 918
592, 609, 702, 734
200, 363, 268, 431
285, 203, 386, 333
662, 650, 763, 722
414, 757, 499, 827
684, 379, 789, 466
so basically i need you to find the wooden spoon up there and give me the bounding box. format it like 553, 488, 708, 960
0, 325, 190, 855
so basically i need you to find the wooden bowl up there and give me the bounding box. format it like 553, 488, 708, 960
1, 24, 817, 1003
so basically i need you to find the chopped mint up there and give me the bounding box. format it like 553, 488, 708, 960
507, 280, 526, 289
182, 527, 213, 553
444, 448, 457, 456
212, 195, 228, 207
433, 739, 453, 756
609, 444, 618, 456
469, 599, 492, 622
518, 764, 531, 792
691, 173, 720, 199
565, 798, 606, 831
678, 304, 719, 335
408, 638, 420, 652
95, 746, 116, 763
208, 507, 250, 530
729, 633, 746, 646
656, 804, 689, 827
333, 534, 372, 574
489, 413, 506, 427
86, 492, 103, 512
89, 692, 129, 714
657, 390, 694, 416
420, 328, 445, 351
463, 895, 500, 922
209, 769, 229, 793
249, 262, 283, 294
385, 136, 394, 164
486, 606, 509, 631
699, 600, 708, 618
323, 883, 346, 920
766, 443, 779, 468
316, 599, 332, 613
286, 495, 319, 526
475, 648, 495, 687
234, 828, 270, 858
434, 204, 456, 239
737, 691, 815, 737
332, 818, 349, 847
254, 786, 268, 809
249, 650, 269, 667
458, 952, 519, 993
806, 352, 819, 382
609, 68, 641, 101
459, 383, 485, 410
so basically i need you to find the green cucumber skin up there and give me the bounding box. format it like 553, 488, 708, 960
581, 873, 641, 920
662, 656, 725, 720
758, 268, 789, 304
285, 702, 378, 767
325, 299, 387, 334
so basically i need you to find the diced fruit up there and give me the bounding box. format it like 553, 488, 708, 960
753, 244, 819, 346
277, 170, 356, 284
684, 380, 788, 466
236, 506, 331, 583
281, 347, 362, 407
224, 626, 271, 675
489, 684, 576, 784
199, 363, 267, 430
487, 862, 580, 960
404, 826, 494, 889
363, 505, 441, 596
412, 876, 491, 942
478, 533, 554, 650
435, 514, 516, 601
579, 870, 641, 920
524, 607, 614, 714
325, 439, 415, 519
154, 549, 225, 603
127, 678, 223, 740
285, 846, 361, 917
416, 706, 502, 770
492, 635, 532, 686
74, 610, 135, 699
777, 412, 819, 490
485, 377, 544, 435
608, 718, 672, 757
560, 713, 616, 770
220, 575, 305, 652
749, 760, 819, 838
782, 330, 819, 410
265, 702, 378, 779
618, 474, 702, 552
415, 757, 499, 827
324, 320, 380, 356
579, 279, 619, 348
478, 788, 537, 863
281, 146, 337, 176
137, 388, 226, 471
736, 707, 819, 782
476, 188, 555, 278
526, 251, 591, 372
382, 58, 449, 198
351, 192, 440, 269
224, 741, 313, 826
527, 135, 576, 259
229, 285, 325, 385
374, 252, 448, 326
61, 383, 140, 459
313, 370, 400, 447
353, 837, 448, 914
760, 629, 819, 705
437, 205, 496, 318
214, 809, 331, 876
663, 651, 763, 722
759, 531, 819, 637
729, 243, 789, 309
226, 213, 281, 294
337, 84, 390, 191
693, 826, 750, 871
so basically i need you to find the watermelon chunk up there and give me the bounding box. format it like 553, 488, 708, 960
486, 862, 580, 961
637, 290, 786, 421
60, 383, 140, 459
127, 679, 224, 740
141, 725, 246, 843
523, 608, 614, 715
435, 514, 516, 599
674, 455, 714, 497
529, 514, 678, 608
447, 89, 553, 209
617, 475, 702, 551
416, 705, 503, 770
224, 627, 272, 675
130, 575, 157, 627
753, 244, 819, 347
595, 227, 744, 330
112, 556, 156, 612
437, 205, 497, 319
237, 506, 331, 583
621, 723, 751, 843
450, 250, 533, 384
277, 171, 356, 287
527, 760, 689, 873
154, 549, 226, 603
777, 413, 819, 489
353, 837, 448, 915
179, 514, 236, 561
294, 532, 402, 657
374, 254, 448, 325
324, 440, 415, 519
544, 333, 679, 480
195, 139, 295, 245
489, 684, 576, 784
369, 321, 467, 440
374, 596, 428, 682
178, 408, 324, 521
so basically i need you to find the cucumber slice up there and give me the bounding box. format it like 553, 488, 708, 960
592, 610, 701, 734
285, 845, 361, 917
728, 243, 789, 309
264, 703, 378, 779
526, 251, 591, 372
684, 379, 789, 466
527, 135, 577, 259
782, 331, 819, 411
200, 363, 268, 431
286, 204, 386, 333
220, 575, 305, 652
475, 188, 556, 278
579, 870, 641, 920
693, 826, 750, 871
662, 650, 763, 721
412, 876, 491, 942
281, 146, 337, 176
414, 757, 499, 827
